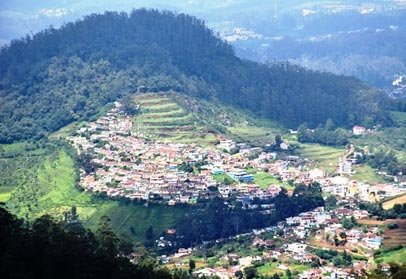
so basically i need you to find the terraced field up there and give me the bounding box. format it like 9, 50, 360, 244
133, 92, 282, 145
358, 219, 406, 249
299, 144, 344, 173
133, 93, 218, 145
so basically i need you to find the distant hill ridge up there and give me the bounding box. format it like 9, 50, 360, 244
0, 8, 392, 143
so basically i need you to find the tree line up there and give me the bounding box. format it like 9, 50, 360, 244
165, 183, 324, 251
0, 9, 392, 143
0, 205, 196, 279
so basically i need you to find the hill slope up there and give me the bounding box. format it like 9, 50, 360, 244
0, 9, 392, 143
0, 92, 279, 242
132, 91, 281, 145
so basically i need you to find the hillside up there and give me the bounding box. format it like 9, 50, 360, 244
0, 141, 187, 243
132, 92, 281, 145
0, 9, 392, 143
0, 92, 280, 242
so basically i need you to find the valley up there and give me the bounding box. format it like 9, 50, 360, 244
0, 6, 406, 279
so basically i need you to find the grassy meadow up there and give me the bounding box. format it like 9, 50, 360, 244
2, 143, 186, 243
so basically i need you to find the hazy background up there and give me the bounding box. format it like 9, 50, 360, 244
1, 0, 406, 95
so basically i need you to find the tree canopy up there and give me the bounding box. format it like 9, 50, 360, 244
0, 9, 391, 143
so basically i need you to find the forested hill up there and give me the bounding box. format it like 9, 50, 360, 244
0, 9, 391, 143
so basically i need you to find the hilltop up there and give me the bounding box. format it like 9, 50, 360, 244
0, 9, 392, 143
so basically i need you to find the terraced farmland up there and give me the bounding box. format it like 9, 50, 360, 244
133, 92, 282, 145
299, 144, 344, 173
133, 92, 217, 145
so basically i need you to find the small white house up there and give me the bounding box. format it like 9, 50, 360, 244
353, 125, 366, 136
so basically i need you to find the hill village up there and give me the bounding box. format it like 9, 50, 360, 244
67, 102, 406, 279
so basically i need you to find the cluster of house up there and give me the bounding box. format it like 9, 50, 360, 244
161, 203, 383, 279
67, 103, 294, 205
67, 102, 406, 208
283, 206, 383, 251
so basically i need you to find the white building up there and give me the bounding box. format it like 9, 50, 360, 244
353, 125, 366, 136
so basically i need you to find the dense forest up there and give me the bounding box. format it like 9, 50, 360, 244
0, 9, 392, 143
297, 119, 349, 146
0, 206, 191, 279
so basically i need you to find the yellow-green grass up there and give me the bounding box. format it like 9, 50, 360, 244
299, 144, 344, 173
138, 115, 193, 124
133, 93, 214, 144
5, 148, 187, 242
85, 202, 187, 242
0, 191, 12, 202
1, 142, 30, 153
137, 96, 172, 105
134, 92, 286, 147
142, 102, 180, 111
352, 165, 386, 185
49, 121, 86, 140
350, 127, 406, 162
0, 142, 49, 202
15, 150, 98, 220
375, 247, 406, 264
141, 109, 186, 118
213, 173, 235, 184
257, 262, 310, 277
253, 172, 292, 189
164, 133, 218, 145
382, 193, 406, 210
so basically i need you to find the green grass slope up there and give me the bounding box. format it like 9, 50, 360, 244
3, 144, 186, 242
2, 91, 284, 242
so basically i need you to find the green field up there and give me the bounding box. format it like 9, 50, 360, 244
257, 262, 310, 278
253, 171, 292, 189
375, 247, 406, 264
352, 164, 386, 184
0, 142, 49, 203
3, 144, 186, 242
299, 143, 344, 173
350, 125, 406, 163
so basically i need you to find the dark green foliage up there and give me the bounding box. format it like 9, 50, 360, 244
243, 266, 257, 279
297, 121, 349, 146
188, 259, 196, 274
359, 202, 406, 219
364, 150, 405, 176
315, 249, 338, 260
340, 216, 358, 229
332, 251, 352, 267
121, 94, 140, 115
0, 9, 390, 143
170, 183, 324, 248
178, 162, 194, 173
77, 152, 99, 174
325, 195, 338, 210
0, 206, 187, 279
145, 225, 154, 240
368, 262, 406, 279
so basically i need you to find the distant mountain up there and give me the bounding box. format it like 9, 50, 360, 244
226, 9, 406, 96
0, 9, 392, 143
